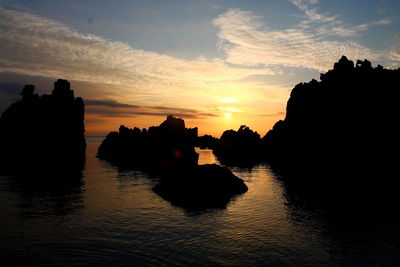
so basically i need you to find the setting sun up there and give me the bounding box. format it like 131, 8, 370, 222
224, 112, 232, 119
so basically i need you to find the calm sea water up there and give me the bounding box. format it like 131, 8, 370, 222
0, 137, 399, 266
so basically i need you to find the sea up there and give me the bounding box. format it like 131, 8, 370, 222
0, 136, 399, 266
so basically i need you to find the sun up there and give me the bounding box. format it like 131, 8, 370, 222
224, 112, 232, 119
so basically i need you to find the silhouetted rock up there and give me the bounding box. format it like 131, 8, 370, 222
196, 134, 218, 149
98, 115, 248, 210
213, 125, 262, 164
153, 164, 248, 210
20, 84, 35, 100
0, 79, 86, 171
98, 115, 199, 170
262, 56, 400, 193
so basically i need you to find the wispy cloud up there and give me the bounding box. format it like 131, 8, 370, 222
85, 99, 216, 119
292, 0, 394, 41
1, 4, 397, 136
291, 0, 338, 24
1, 4, 394, 91
388, 33, 400, 64
0, 6, 270, 98
259, 111, 285, 117
292, 0, 391, 34
85, 99, 141, 109
213, 2, 395, 71
314, 18, 392, 37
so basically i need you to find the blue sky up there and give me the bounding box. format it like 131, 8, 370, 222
2, 0, 399, 60
0, 0, 399, 135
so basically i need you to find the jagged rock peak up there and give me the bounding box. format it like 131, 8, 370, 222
52, 79, 74, 99
333, 55, 354, 71
160, 114, 185, 131
20, 85, 35, 98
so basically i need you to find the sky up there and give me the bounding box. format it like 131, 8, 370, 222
0, 0, 399, 137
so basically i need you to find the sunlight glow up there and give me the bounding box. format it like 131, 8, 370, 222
221, 99, 237, 103
222, 107, 238, 113
224, 112, 232, 118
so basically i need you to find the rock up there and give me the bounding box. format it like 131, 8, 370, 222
20, 85, 35, 99
98, 115, 199, 170
99, 116, 249, 211
153, 164, 248, 210
213, 125, 262, 164
0, 79, 86, 171
196, 134, 218, 149
261, 56, 400, 186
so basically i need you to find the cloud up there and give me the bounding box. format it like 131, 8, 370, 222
291, 0, 337, 23
0, 6, 272, 98
388, 33, 400, 64
85, 99, 141, 109
149, 106, 198, 113
314, 18, 392, 38
213, 4, 395, 71
85, 99, 216, 119
259, 111, 285, 117
291, 0, 392, 37
87, 108, 214, 119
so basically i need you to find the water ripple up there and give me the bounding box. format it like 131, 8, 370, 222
1, 140, 399, 266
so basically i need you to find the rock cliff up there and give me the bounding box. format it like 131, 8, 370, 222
0, 79, 86, 171
262, 56, 399, 184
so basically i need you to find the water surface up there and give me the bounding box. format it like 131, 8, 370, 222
0, 137, 399, 266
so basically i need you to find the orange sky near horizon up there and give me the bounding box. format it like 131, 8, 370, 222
84, 94, 288, 138
85, 111, 287, 138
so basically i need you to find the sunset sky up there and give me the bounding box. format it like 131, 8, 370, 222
1, 0, 399, 137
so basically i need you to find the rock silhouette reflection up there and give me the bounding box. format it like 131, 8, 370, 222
1, 169, 84, 217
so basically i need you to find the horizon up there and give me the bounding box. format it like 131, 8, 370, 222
1, 0, 399, 137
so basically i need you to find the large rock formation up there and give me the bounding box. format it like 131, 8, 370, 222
213, 125, 262, 164
98, 115, 199, 170
0, 79, 86, 171
98, 115, 248, 210
262, 56, 399, 187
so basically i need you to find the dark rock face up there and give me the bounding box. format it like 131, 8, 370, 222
262, 56, 399, 189
153, 164, 248, 211
98, 115, 248, 210
213, 125, 262, 164
0, 79, 86, 171
98, 115, 199, 170
196, 134, 218, 149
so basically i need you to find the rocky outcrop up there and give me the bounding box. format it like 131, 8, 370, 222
213, 125, 262, 164
196, 134, 218, 149
262, 56, 399, 184
98, 115, 248, 210
153, 164, 248, 211
98, 115, 199, 170
0, 79, 86, 171
0, 79, 86, 172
